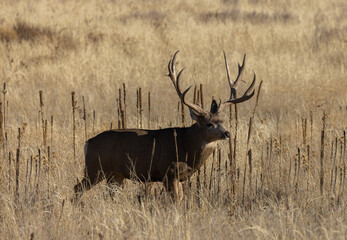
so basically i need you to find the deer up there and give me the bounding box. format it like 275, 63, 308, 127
73, 51, 256, 201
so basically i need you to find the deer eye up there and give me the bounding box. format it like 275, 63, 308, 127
206, 123, 213, 128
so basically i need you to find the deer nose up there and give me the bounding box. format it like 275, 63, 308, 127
224, 131, 230, 138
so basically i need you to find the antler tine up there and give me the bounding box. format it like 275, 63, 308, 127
223, 51, 231, 87
171, 50, 179, 74
217, 53, 256, 113
234, 53, 246, 87
167, 51, 186, 99
167, 51, 205, 115
223, 52, 246, 100
226, 73, 256, 104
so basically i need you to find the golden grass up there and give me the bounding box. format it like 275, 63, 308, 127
0, 0, 346, 239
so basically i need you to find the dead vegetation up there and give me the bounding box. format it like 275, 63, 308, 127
200, 9, 297, 24
0, 0, 346, 239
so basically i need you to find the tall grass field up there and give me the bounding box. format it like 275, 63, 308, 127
0, 0, 346, 239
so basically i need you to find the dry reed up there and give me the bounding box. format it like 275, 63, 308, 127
0, 1, 345, 239
82, 96, 87, 140
148, 92, 151, 129
123, 83, 127, 129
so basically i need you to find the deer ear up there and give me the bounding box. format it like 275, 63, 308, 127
189, 109, 208, 126
210, 99, 219, 114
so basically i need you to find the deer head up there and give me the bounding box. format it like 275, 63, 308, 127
167, 51, 256, 144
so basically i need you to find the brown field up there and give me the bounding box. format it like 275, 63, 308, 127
0, 0, 346, 239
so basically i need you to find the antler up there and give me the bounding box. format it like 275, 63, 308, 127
167, 51, 205, 115
217, 52, 256, 113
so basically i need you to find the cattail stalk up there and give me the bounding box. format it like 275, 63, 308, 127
196, 89, 200, 107
43, 120, 47, 147
248, 149, 252, 210
209, 149, 216, 192
139, 88, 142, 129
329, 138, 337, 193
199, 84, 204, 109
71, 92, 77, 162
279, 136, 282, 184
148, 92, 151, 129
302, 118, 307, 147
193, 86, 197, 104
136, 89, 139, 128
17, 127, 21, 149
177, 102, 180, 125
228, 130, 234, 193
173, 130, 180, 202
47, 146, 50, 198
233, 98, 238, 191
25, 156, 29, 201
228, 103, 235, 218
3, 83, 7, 141
117, 99, 121, 129
242, 155, 247, 205
82, 96, 87, 140
197, 169, 201, 205
93, 110, 96, 135
320, 112, 327, 209
50, 115, 54, 147
307, 144, 310, 191
123, 83, 127, 129
338, 130, 346, 203
269, 137, 274, 186
200, 84, 207, 189
0, 102, 3, 150
36, 149, 42, 197
33, 155, 37, 198
243, 81, 262, 206
39, 90, 45, 146
15, 127, 21, 202
287, 147, 292, 195
28, 156, 33, 201
310, 111, 313, 144
119, 89, 125, 129
242, 116, 253, 204
15, 148, 20, 202
337, 131, 345, 204
296, 148, 301, 194
8, 151, 12, 193
294, 148, 298, 192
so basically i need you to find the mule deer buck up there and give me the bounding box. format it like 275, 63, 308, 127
73, 51, 256, 201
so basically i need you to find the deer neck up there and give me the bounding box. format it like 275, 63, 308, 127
184, 123, 217, 170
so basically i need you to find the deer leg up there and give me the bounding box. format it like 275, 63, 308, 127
164, 162, 192, 201
164, 177, 183, 202
106, 174, 125, 200
173, 179, 183, 201
72, 171, 102, 203
73, 177, 93, 203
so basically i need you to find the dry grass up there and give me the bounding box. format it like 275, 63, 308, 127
0, 0, 346, 239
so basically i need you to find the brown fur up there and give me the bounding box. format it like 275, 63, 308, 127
73, 51, 255, 201
73, 116, 228, 201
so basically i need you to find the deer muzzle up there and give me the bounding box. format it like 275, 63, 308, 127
222, 131, 230, 139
